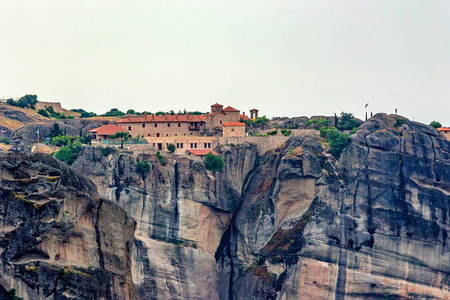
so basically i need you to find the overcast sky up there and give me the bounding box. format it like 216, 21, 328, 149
0, 1, 449, 125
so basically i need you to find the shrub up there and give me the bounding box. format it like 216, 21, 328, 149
37, 109, 50, 118
267, 130, 278, 136
167, 143, 176, 153
126, 109, 136, 115
54, 143, 81, 165
102, 108, 125, 117
100, 147, 114, 157
326, 128, 350, 159
337, 112, 360, 130
281, 129, 291, 136
51, 135, 74, 147
156, 151, 167, 166
394, 118, 406, 127
0, 138, 10, 144
67, 115, 75, 119
306, 118, 328, 128
50, 123, 62, 138
429, 121, 442, 129
350, 127, 358, 134
204, 152, 224, 172
136, 160, 151, 178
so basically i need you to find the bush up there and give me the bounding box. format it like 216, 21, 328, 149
50, 123, 62, 138
306, 118, 328, 128
37, 109, 50, 118
7, 94, 38, 109
51, 135, 74, 147
326, 128, 350, 159
0, 138, 10, 144
156, 151, 167, 166
167, 143, 176, 153
136, 160, 150, 178
100, 147, 114, 157
67, 115, 75, 119
267, 130, 278, 136
337, 112, 360, 130
102, 108, 125, 117
54, 143, 81, 165
204, 152, 224, 172
394, 118, 406, 127
281, 129, 291, 136
350, 127, 358, 134
429, 121, 442, 129
126, 109, 136, 115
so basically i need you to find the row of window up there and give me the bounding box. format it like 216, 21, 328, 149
150, 142, 212, 150
132, 122, 204, 129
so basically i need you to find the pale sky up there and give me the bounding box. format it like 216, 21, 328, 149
0, 1, 449, 125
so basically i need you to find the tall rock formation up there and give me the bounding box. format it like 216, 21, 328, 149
0, 153, 137, 299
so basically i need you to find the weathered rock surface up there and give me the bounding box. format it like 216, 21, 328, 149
0, 153, 138, 299
3, 113, 449, 299
216, 114, 450, 299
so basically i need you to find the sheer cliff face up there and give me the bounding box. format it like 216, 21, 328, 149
66, 113, 450, 299
216, 114, 450, 300
0, 153, 137, 300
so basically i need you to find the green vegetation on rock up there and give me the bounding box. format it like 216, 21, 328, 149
204, 152, 224, 172
429, 121, 442, 129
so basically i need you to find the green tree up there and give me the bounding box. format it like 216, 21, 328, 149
204, 152, 224, 172
429, 121, 442, 129
103, 108, 125, 117
16, 94, 38, 109
126, 109, 136, 115
50, 122, 62, 138
51, 135, 73, 147
167, 143, 176, 153
54, 143, 81, 165
155, 111, 165, 116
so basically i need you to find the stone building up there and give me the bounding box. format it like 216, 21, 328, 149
204, 103, 241, 132
117, 113, 205, 138
438, 127, 450, 141
223, 122, 246, 137
89, 124, 125, 142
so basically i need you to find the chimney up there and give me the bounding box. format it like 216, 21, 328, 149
144, 112, 147, 120
128, 113, 130, 120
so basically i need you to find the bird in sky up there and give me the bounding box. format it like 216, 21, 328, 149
365, 103, 369, 109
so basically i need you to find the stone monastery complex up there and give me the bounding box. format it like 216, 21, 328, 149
91, 103, 258, 153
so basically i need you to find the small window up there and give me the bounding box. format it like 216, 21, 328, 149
157, 133, 160, 137
180, 143, 183, 148
194, 143, 198, 148
191, 132, 193, 135
175, 134, 177, 136
184, 133, 186, 136
176, 143, 179, 148
148, 134, 150, 136
142, 124, 145, 128
231, 128, 234, 131
166, 133, 168, 136
154, 124, 157, 128
220, 120, 222, 124
178, 123, 181, 127
204, 143, 207, 148
153, 143, 155, 147
128, 126, 131, 131
208, 143, 211, 148
168, 123, 170, 127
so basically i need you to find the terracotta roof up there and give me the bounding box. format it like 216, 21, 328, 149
89, 124, 126, 136
186, 149, 219, 156
117, 114, 204, 123
249, 108, 259, 112
437, 127, 450, 132
223, 122, 246, 127
211, 103, 223, 107
223, 106, 239, 112
240, 114, 251, 121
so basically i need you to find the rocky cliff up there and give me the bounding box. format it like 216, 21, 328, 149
2, 113, 449, 299
0, 153, 138, 299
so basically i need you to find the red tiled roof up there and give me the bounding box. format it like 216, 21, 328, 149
223, 106, 239, 112
240, 114, 251, 121
211, 103, 223, 107
249, 108, 259, 112
223, 122, 246, 127
186, 149, 219, 156
117, 114, 204, 123
437, 127, 450, 132
89, 124, 126, 135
